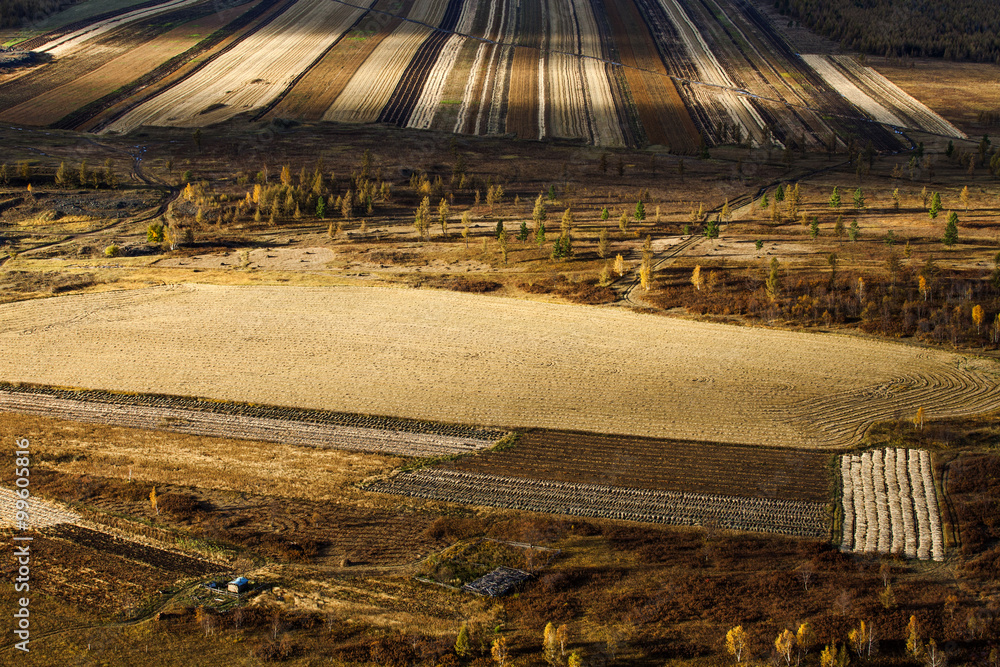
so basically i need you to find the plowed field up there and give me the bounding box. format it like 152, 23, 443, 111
2, 0, 962, 147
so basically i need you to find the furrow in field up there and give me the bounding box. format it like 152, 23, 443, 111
322, 0, 451, 123
15, 0, 176, 50
599, 0, 698, 150
0, 390, 497, 458
0, 7, 242, 126
405, 0, 480, 130
543, 0, 589, 140
103, 0, 367, 132
632, 0, 761, 145
453, 0, 505, 135
828, 55, 966, 138
800, 54, 905, 128
78, 0, 287, 132
0, 0, 222, 114
570, 0, 623, 146
267, 0, 413, 121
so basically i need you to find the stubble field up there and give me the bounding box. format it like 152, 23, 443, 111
1, 283, 997, 448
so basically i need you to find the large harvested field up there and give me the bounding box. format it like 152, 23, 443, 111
1, 284, 997, 448
0, 0, 971, 146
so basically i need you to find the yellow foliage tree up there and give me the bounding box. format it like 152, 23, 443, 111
613, 253, 625, 277
726, 626, 748, 664
972, 304, 984, 334
906, 615, 922, 658
491, 636, 509, 666
149, 486, 158, 515
691, 265, 704, 291
775, 629, 796, 666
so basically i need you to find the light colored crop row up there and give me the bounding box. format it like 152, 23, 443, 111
652, 0, 765, 145
104, 0, 367, 133
840, 448, 943, 560
829, 55, 966, 138
0, 486, 79, 529
324, 0, 451, 123
840, 457, 854, 549
370, 468, 829, 537
800, 54, 905, 128
407, 0, 481, 130
0, 390, 497, 458
920, 450, 944, 560
2, 285, 998, 449
39, 0, 206, 57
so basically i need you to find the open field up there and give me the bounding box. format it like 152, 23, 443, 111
0, 284, 997, 448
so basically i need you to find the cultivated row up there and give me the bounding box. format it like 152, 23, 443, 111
0, 390, 500, 457
840, 448, 944, 560
368, 468, 830, 537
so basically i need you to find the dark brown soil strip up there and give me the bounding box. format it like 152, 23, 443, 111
504, 1, 540, 140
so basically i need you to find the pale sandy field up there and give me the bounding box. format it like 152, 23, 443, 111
0, 284, 997, 447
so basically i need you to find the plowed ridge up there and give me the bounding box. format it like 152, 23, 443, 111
1, 285, 997, 448
0, 390, 497, 457
369, 469, 829, 536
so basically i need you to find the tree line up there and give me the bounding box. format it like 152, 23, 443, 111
773, 0, 1000, 63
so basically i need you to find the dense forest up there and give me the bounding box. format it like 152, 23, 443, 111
0, 0, 75, 28
773, 0, 1000, 63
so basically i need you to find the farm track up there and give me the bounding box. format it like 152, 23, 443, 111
369, 469, 830, 537
452, 429, 833, 502
267, 0, 414, 121
2, 285, 996, 448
